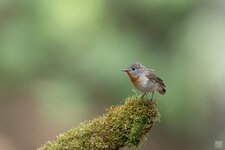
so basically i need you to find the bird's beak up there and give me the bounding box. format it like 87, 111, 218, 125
121, 69, 128, 72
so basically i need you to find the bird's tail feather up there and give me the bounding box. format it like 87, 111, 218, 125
157, 86, 166, 95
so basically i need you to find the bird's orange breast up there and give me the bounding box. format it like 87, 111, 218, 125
126, 72, 140, 84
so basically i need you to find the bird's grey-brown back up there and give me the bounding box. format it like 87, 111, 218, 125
144, 70, 166, 95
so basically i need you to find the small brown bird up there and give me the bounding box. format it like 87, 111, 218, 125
122, 62, 166, 100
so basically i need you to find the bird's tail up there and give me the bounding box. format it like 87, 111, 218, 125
157, 86, 166, 95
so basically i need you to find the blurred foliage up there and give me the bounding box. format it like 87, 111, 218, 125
0, 0, 225, 150
38, 95, 160, 150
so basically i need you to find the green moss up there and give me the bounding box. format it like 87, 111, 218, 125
38, 95, 160, 150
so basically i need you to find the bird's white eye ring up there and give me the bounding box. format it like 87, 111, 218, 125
132, 68, 135, 71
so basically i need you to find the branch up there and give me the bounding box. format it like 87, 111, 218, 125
38, 95, 160, 150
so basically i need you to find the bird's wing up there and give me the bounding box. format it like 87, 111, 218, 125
145, 70, 165, 88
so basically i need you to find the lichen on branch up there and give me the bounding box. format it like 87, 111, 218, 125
38, 95, 160, 150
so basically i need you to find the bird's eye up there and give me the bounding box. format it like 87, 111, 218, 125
132, 68, 135, 71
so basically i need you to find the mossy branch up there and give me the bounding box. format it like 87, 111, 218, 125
38, 95, 160, 150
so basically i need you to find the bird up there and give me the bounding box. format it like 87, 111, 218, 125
122, 62, 166, 101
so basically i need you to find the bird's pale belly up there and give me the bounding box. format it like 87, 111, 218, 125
133, 75, 158, 93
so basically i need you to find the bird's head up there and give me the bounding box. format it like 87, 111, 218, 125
122, 62, 145, 81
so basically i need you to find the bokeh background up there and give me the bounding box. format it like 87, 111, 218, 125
0, 0, 225, 150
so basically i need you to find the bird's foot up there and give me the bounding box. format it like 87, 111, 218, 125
150, 92, 154, 101
140, 93, 146, 100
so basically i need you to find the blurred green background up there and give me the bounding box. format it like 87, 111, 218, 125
0, 0, 225, 150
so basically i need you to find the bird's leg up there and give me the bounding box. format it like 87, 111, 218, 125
141, 93, 146, 100
150, 92, 154, 101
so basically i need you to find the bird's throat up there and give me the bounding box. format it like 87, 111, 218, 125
126, 72, 139, 82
